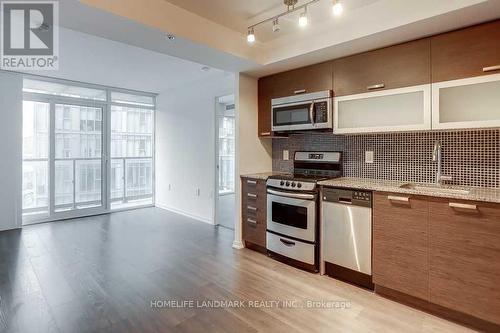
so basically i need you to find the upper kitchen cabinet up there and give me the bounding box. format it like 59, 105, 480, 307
258, 62, 333, 137
333, 39, 431, 97
333, 39, 431, 133
271, 61, 333, 98
431, 20, 500, 130
431, 20, 500, 82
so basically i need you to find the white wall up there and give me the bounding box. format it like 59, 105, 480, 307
233, 74, 273, 248
155, 73, 235, 223
0, 71, 23, 231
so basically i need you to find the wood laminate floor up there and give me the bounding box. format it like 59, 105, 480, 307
0, 208, 474, 333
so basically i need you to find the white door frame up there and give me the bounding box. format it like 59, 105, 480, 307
213, 94, 235, 227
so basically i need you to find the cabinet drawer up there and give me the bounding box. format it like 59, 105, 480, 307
241, 178, 267, 248
431, 20, 500, 82
429, 198, 500, 324
267, 232, 315, 265
373, 192, 429, 300
334, 39, 430, 96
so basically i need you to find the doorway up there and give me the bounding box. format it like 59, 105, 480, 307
215, 95, 235, 229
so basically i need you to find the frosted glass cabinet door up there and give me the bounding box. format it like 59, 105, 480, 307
334, 85, 431, 133
432, 73, 500, 129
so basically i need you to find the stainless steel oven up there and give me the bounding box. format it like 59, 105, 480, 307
271, 90, 333, 132
266, 189, 316, 242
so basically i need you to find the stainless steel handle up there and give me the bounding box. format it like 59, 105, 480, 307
367, 83, 385, 90
388, 195, 410, 202
309, 102, 315, 125
483, 65, 500, 72
247, 193, 257, 198
338, 199, 352, 205
247, 218, 257, 224
267, 188, 315, 200
260, 132, 271, 136
294, 89, 306, 94
440, 175, 453, 182
280, 238, 296, 247
246, 180, 257, 185
449, 203, 477, 210
247, 206, 258, 211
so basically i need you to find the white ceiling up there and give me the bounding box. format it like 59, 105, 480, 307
64, 0, 500, 77
165, 0, 380, 43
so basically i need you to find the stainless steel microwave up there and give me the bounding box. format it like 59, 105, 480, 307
271, 90, 333, 132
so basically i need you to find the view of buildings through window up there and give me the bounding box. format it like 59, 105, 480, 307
21, 78, 155, 221
218, 103, 235, 194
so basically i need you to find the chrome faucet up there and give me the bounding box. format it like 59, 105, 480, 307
432, 140, 452, 185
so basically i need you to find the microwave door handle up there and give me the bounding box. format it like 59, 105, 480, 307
309, 102, 315, 125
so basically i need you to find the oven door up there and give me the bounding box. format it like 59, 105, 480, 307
266, 188, 316, 242
272, 98, 332, 132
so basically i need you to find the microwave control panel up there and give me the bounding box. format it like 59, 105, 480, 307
314, 101, 328, 123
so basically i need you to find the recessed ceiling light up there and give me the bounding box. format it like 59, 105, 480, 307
201, 66, 211, 72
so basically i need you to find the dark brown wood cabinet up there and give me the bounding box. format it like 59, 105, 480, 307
257, 61, 333, 137
431, 20, 500, 82
333, 38, 431, 96
241, 177, 267, 250
373, 192, 430, 300
428, 198, 500, 325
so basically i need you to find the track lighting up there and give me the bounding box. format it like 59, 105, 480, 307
247, 27, 255, 43
332, 0, 343, 16
299, 7, 308, 27
246, 0, 347, 44
273, 18, 280, 33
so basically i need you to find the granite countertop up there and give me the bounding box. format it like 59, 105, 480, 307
240, 172, 291, 180
318, 177, 500, 204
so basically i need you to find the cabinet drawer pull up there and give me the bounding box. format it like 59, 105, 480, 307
246, 180, 257, 185
483, 65, 500, 72
247, 193, 257, 198
449, 203, 477, 210
247, 218, 257, 224
367, 83, 385, 90
260, 132, 271, 136
247, 206, 258, 212
294, 89, 306, 94
388, 195, 410, 202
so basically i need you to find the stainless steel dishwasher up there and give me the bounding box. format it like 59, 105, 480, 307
321, 187, 373, 290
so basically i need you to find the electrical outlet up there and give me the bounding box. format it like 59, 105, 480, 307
168, 184, 172, 191
365, 151, 374, 164
283, 150, 289, 161
196, 188, 200, 196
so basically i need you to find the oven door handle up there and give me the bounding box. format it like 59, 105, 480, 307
267, 189, 316, 200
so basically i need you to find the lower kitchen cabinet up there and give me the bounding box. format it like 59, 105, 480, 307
241, 177, 267, 251
372, 192, 429, 300
429, 198, 500, 325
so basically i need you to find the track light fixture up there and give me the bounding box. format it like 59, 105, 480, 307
247, 0, 345, 45
332, 0, 343, 16
299, 7, 308, 27
247, 27, 255, 43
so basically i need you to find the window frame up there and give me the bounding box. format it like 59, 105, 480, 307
22, 74, 157, 224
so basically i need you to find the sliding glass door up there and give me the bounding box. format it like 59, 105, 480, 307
53, 103, 106, 215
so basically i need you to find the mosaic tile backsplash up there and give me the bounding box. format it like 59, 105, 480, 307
272, 130, 500, 188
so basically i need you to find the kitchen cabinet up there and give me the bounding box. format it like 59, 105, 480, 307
258, 61, 333, 137
373, 192, 429, 300
431, 73, 500, 130
431, 20, 500, 83
334, 84, 431, 133
333, 39, 431, 97
241, 177, 267, 251
429, 198, 500, 325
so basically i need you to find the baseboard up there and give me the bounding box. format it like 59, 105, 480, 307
155, 203, 213, 225
232, 240, 244, 249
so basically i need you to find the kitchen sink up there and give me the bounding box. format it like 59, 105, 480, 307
399, 183, 471, 195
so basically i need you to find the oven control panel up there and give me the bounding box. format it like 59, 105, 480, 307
266, 179, 316, 192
